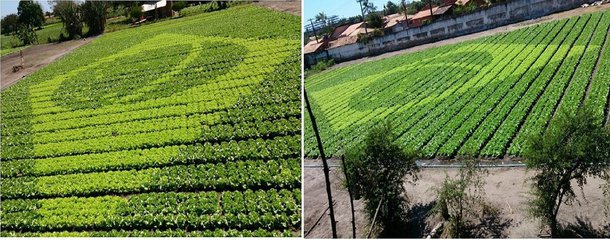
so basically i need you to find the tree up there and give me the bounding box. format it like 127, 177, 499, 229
365, 12, 384, 28
82, 1, 107, 36
1, 14, 20, 35
129, 4, 143, 23
384, 1, 399, 15
524, 107, 610, 237
17, 0, 45, 30
16, 23, 37, 45
171, 1, 188, 12
53, 0, 82, 39
315, 12, 328, 28
433, 159, 488, 237
399, 0, 412, 27
344, 122, 419, 234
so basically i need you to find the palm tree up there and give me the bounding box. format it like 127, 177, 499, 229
400, 0, 410, 28
315, 12, 328, 28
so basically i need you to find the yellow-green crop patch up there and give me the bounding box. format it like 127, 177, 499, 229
1, 5, 301, 237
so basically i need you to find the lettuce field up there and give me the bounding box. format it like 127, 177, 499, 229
305, 11, 610, 159
1, 5, 301, 237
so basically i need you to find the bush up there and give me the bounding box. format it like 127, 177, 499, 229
171, 1, 188, 12
129, 5, 142, 22
179, 2, 220, 17
344, 122, 419, 234
16, 24, 37, 45
524, 107, 610, 237
432, 159, 488, 238
53, 0, 82, 39
365, 12, 384, 29
82, 1, 107, 36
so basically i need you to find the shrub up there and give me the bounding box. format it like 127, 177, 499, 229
524, 107, 610, 237
344, 122, 419, 234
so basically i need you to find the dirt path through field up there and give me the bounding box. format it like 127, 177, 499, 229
1, 38, 94, 91
255, 0, 301, 16
304, 158, 610, 238
324, 4, 610, 71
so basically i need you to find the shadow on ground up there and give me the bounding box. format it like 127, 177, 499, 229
559, 216, 610, 238
377, 201, 435, 238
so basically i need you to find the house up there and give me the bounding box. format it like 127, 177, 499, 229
142, 0, 174, 19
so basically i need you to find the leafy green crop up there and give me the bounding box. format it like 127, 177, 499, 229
0, 4, 301, 236
305, 10, 610, 159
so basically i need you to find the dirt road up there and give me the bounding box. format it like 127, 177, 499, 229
1, 38, 93, 91
304, 158, 610, 238
255, 0, 301, 16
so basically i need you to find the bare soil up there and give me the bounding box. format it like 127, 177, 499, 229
304, 158, 610, 238
255, 0, 301, 16
327, 4, 610, 70
1, 38, 93, 91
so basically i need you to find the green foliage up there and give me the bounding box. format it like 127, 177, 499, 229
1, 14, 20, 35
17, 0, 45, 29
82, 1, 107, 36
357, 28, 384, 43
306, 59, 335, 76
454, 1, 478, 15
344, 122, 419, 232
524, 107, 610, 237
304, 11, 610, 160
179, 2, 221, 17
171, 1, 188, 12
366, 12, 384, 28
432, 159, 488, 237
16, 23, 37, 45
0, 5, 301, 235
129, 4, 142, 22
384, 1, 400, 15
53, 0, 82, 39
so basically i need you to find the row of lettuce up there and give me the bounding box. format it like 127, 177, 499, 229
305, 11, 610, 159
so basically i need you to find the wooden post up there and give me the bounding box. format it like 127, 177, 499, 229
341, 155, 357, 238
304, 89, 338, 238
367, 198, 384, 238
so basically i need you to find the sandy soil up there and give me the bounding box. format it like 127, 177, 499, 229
1, 38, 94, 91
327, 3, 610, 70
255, 0, 301, 16
304, 158, 610, 238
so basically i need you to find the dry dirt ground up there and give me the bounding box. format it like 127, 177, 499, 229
255, 0, 301, 16
1, 38, 94, 91
304, 158, 610, 238
327, 3, 610, 70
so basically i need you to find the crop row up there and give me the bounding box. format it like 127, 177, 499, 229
1, 229, 295, 237
4, 100, 298, 146
392, 23, 540, 153
307, 23, 521, 157
1, 135, 300, 178
1, 158, 300, 199
443, 17, 579, 157
583, 13, 610, 126
464, 14, 590, 157
3, 116, 299, 160
2, 188, 300, 232
304, 31, 502, 157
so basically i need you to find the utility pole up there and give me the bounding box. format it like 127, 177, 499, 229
309, 18, 320, 43
429, 0, 434, 17
341, 155, 357, 238
357, 0, 369, 34
304, 89, 338, 238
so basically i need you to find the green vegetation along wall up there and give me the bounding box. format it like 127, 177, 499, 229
305, 11, 610, 159
1, 5, 301, 237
